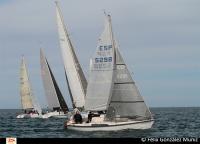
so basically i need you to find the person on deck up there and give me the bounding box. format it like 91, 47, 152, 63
87, 111, 93, 123
73, 111, 82, 124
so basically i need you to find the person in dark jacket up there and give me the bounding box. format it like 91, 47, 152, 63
73, 111, 82, 124
87, 111, 93, 123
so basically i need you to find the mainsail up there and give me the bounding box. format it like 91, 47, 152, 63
40, 49, 68, 112
85, 15, 115, 111
20, 56, 41, 114
55, 1, 87, 108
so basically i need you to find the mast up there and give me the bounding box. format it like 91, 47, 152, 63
55, 1, 87, 109
106, 13, 117, 107
107, 14, 116, 66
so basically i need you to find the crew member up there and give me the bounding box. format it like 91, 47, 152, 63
87, 111, 93, 123
73, 111, 82, 124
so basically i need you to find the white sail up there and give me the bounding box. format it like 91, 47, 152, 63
85, 14, 115, 111
55, 2, 87, 108
20, 56, 42, 114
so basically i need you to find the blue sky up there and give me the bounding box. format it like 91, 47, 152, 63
0, 0, 199, 109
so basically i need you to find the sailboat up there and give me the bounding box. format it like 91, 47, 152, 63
55, 1, 87, 110
40, 49, 69, 118
17, 56, 42, 118
65, 14, 154, 131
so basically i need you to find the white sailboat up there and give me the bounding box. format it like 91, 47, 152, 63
65, 14, 154, 131
17, 56, 42, 118
55, 1, 87, 110
40, 49, 69, 118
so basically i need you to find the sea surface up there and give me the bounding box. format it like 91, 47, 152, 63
0, 107, 200, 138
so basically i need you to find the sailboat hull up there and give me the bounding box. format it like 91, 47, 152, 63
16, 113, 41, 119
42, 111, 69, 119
65, 119, 154, 131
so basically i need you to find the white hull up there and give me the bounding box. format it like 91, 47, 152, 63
42, 111, 68, 119
66, 119, 154, 131
16, 113, 41, 119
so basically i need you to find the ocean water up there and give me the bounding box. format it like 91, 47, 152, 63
0, 107, 200, 138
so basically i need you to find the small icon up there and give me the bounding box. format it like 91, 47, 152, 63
6, 138, 16, 144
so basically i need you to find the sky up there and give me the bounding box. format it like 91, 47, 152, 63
0, 0, 199, 109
